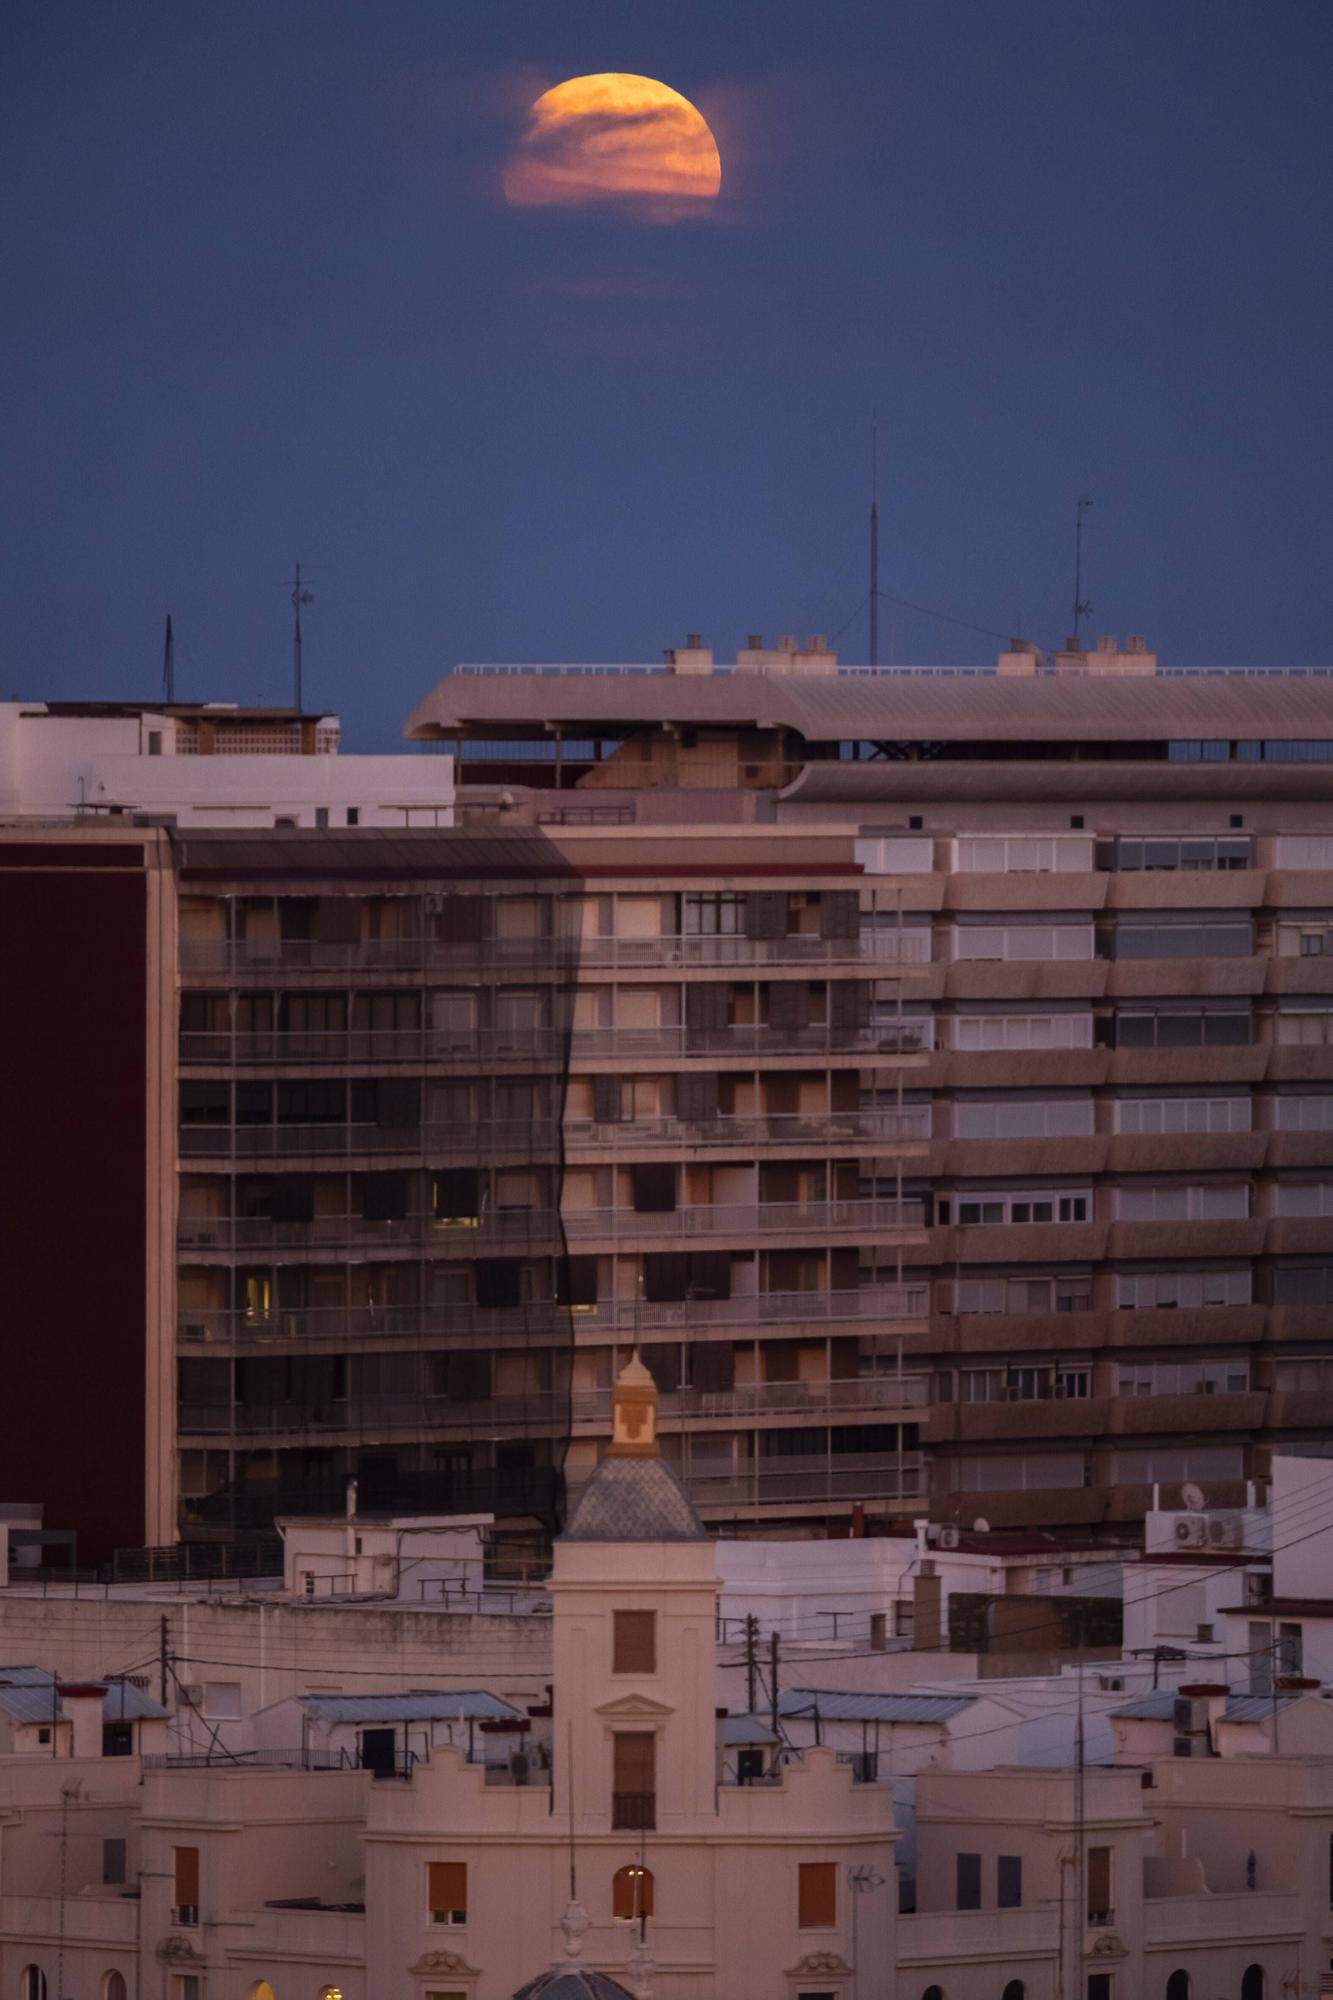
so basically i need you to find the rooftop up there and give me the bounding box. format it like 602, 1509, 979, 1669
0, 1666, 167, 1726
561, 1455, 709, 1545
293, 1689, 522, 1725
778, 1688, 977, 1724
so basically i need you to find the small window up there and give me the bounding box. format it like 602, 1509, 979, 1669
1087, 1978, 1112, 2000
21, 1972, 48, 2000
103, 1976, 129, 2000
148, 731, 162, 756
1087, 1844, 1112, 1923
997, 1854, 1022, 1907
613, 1863, 654, 1920
613, 1609, 656, 1674
1241, 1969, 1265, 2000
798, 1860, 838, 1927
922, 1989, 945, 2000
102, 1838, 127, 1885
428, 1859, 467, 1924
102, 1721, 134, 1758
37, 1727, 50, 1745
1166, 1973, 1191, 2000
315, 807, 329, 828
173, 1845, 199, 1925
203, 1682, 242, 1720
1002, 1985, 1026, 2000
956, 1851, 981, 1910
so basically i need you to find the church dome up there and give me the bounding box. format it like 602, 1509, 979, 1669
512, 1971, 637, 2000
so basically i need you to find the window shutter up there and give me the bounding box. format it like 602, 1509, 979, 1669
362, 1172, 410, 1222
746, 891, 787, 939
613, 1731, 656, 1792
676, 1071, 720, 1123
315, 896, 361, 944
632, 1162, 677, 1213
433, 1167, 479, 1219
798, 1860, 837, 1927
593, 1074, 623, 1123
613, 1610, 657, 1673
643, 1253, 689, 1304
474, 1259, 521, 1310
829, 980, 870, 1031
428, 1860, 468, 1919
174, 1846, 200, 1907
686, 1250, 731, 1301
557, 1255, 599, 1308
819, 890, 860, 940
436, 895, 484, 943
269, 1174, 316, 1222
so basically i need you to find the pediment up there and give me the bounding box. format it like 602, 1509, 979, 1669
410, 1948, 480, 1976
594, 1691, 676, 1721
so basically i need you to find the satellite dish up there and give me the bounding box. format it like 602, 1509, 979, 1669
1181, 1482, 1206, 1513
971, 1517, 991, 1534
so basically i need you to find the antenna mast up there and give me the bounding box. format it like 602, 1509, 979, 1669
162, 614, 175, 704
1071, 494, 1093, 649
289, 562, 314, 710
868, 415, 880, 667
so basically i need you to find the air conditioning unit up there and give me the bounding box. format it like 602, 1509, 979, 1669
1207, 1516, 1242, 1550
1245, 1572, 1273, 1606
937, 1526, 961, 1550
178, 1684, 204, 1707
1174, 1518, 1206, 1548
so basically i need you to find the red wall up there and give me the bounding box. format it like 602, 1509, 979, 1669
0, 850, 149, 1564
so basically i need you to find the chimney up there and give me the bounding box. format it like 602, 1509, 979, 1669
747, 633, 764, 650
664, 635, 714, 676
58, 1684, 107, 1759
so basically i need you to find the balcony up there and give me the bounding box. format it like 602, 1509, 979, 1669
176, 1284, 931, 1348
177, 1374, 931, 1439
679, 1451, 926, 1511
177, 1104, 930, 1169
179, 929, 930, 978
612, 1791, 656, 1831
178, 1197, 925, 1250
178, 1020, 933, 1067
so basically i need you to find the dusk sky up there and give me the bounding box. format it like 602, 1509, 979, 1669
4, 1, 1332, 747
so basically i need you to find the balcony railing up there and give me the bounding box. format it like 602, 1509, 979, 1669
675, 1452, 925, 1509
177, 1195, 921, 1248
611, 1791, 656, 1830
176, 1285, 931, 1346
176, 1374, 931, 1438
178, 1019, 933, 1066
179, 930, 931, 976
177, 1104, 930, 1167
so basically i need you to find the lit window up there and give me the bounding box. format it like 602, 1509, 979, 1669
613, 1864, 655, 1920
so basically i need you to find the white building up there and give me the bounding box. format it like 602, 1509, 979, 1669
0, 699, 453, 827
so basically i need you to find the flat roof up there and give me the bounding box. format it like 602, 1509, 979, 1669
778, 1689, 976, 1723
295, 1689, 522, 1724
405, 672, 1333, 746
174, 825, 579, 882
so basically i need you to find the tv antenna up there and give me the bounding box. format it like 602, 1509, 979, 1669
1071, 493, 1093, 649
287, 562, 314, 710
162, 614, 175, 705
868, 413, 880, 667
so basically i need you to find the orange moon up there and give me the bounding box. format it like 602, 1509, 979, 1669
503, 73, 722, 213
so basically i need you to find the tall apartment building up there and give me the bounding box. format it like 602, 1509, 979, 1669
5, 637, 1333, 1559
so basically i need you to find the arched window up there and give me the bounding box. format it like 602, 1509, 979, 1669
20, 1972, 47, 2000
923, 1988, 946, 2000
248, 1986, 276, 2000
1166, 1974, 1190, 2000
103, 1979, 128, 2000
1001, 1984, 1025, 2000
316, 1989, 344, 2000
612, 1863, 655, 1921
1241, 1969, 1265, 2000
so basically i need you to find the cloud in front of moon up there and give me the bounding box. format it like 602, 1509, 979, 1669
504, 73, 722, 217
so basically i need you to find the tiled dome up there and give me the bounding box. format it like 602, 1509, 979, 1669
512, 1971, 637, 2000
561, 1452, 707, 1543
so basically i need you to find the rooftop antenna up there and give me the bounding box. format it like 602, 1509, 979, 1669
162, 614, 175, 705
1071, 494, 1093, 649
868, 413, 880, 667
288, 562, 314, 710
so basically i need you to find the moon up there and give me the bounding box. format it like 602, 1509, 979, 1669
503, 73, 722, 214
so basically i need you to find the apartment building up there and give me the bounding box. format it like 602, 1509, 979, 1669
5, 637, 1333, 1560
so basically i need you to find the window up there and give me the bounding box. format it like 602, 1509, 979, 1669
173, 1980, 200, 2000
1087, 1844, 1112, 1922
1108, 920, 1252, 959
247, 1986, 276, 2000
21, 1973, 47, 2000
1114, 1445, 1243, 1484
955, 1851, 981, 1910
1273, 1094, 1333, 1130
953, 1189, 1089, 1226
1274, 1182, 1333, 1218
1087, 1979, 1112, 2000
1276, 1008, 1333, 1046
1114, 1006, 1250, 1048
347, 807, 360, 826
1166, 1973, 1191, 2000
101, 1721, 133, 1757
956, 1452, 1086, 1492
997, 1855, 1022, 1907
613, 1609, 656, 1674
955, 833, 1093, 873
315, 807, 330, 828
1114, 1268, 1251, 1310
103, 1979, 129, 2000
1275, 836, 1333, 868
1110, 835, 1250, 871
798, 1860, 838, 1927
1115, 1183, 1248, 1222
1115, 1096, 1250, 1135
173, 1845, 199, 1925
102, 1838, 127, 1886
1240, 1971, 1265, 2000
428, 1859, 467, 1924
1117, 1358, 1249, 1397
953, 1275, 1092, 1315
953, 1011, 1093, 1051
954, 1096, 1094, 1140
613, 1863, 654, 1920
922, 1989, 945, 2000
612, 1732, 656, 1829
1274, 1262, 1333, 1305
952, 922, 1093, 962
204, 1681, 242, 1720
961, 1365, 1089, 1404
1001, 1982, 1025, 2000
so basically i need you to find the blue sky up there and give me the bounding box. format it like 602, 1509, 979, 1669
3, 1, 1332, 746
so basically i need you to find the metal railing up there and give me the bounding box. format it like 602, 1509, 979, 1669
178, 1019, 933, 1067
180, 930, 931, 976
176, 1375, 931, 1438
177, 1104, 929, 1169
178, 1196, 923, 1244
612, 1791, 656, 1831
176, 1285, 931, 1347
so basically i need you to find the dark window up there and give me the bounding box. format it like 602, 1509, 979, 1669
798, 1861, 837, 1927
102, 1721, 134, 1758
1087, 1979, 1112, 2000
474, 1260, 521, 1310
613, 1610, 656, 1674
1166, 1973, 1191, 2000
102, 1837, 127, 1885
1241, 1968, 1265, 2000
612, 1732, 656, 1829
956, 1851, 981, 1909
1001, 1982, 1025, 2000
632, 1162, 678, 1213
360, 1726, 398, 1775
997, 1854, 1022, 1907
